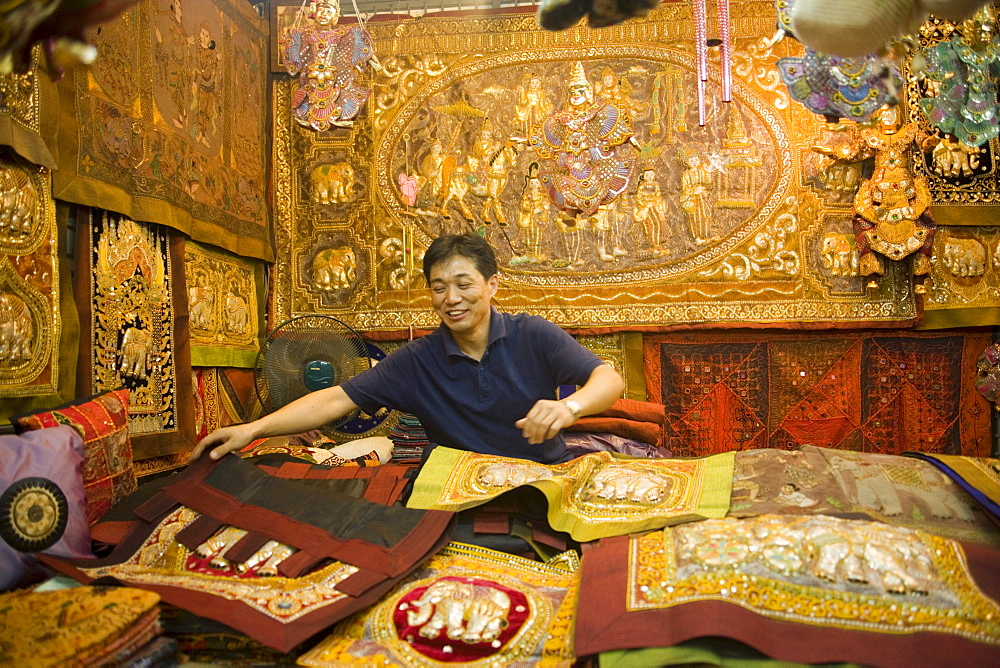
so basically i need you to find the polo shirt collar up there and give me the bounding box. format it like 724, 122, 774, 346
441, 307, 507, 358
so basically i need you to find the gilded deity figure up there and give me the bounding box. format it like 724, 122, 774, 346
528, 61, 637, 263
632, 167, 667, 256
512, 163, 552, 264
813, 105, 935, 289
466, 123, 517, 227
284, 0, 380, 131
679, 153, 717, 246
514, 73, 553, 137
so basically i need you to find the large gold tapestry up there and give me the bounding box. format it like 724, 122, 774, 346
923, 225, 1000, 328
78, 210, 194, 459
52, 0, 272, 261
271, 2, 920, 331
0, 47, 59, 170
0, 152, 70, 416
185, 240, 264, 368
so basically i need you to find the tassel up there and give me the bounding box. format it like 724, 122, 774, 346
693, 0, 708, 125
718, 0, 732, 102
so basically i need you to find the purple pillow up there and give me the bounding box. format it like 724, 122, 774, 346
0, 425, 94, 591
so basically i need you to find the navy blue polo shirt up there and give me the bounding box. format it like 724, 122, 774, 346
341, 308, 603, 464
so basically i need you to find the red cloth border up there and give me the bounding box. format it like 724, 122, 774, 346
575, 534, 1000, 665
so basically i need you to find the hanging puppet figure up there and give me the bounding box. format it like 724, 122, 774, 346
919, 5, 1000, 148
284, 0, 381, 131
528, 61, 637, 263
813, 105, 935, 291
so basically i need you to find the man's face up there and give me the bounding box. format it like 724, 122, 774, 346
429, 255, 498, 339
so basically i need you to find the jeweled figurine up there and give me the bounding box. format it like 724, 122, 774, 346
813, 105, 935, 291
284, 0, 380, 131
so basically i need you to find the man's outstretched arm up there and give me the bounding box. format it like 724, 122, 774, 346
516, 364, 625, 445
189, 385, 361, 461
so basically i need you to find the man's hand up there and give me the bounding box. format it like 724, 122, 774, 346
189, 423, 257, 462
515, 399, 577, 445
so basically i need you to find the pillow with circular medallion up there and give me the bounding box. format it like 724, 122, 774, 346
0, 425, 94, 591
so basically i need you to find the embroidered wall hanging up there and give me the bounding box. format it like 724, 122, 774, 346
905, 451, 1000, 522
407, 447, 733, 541
51, 0, 272, 261
924, 225, 1000, 328
643, 328, 993, 457
77, 209, 194, 460
575, 514, 1000, 664
728, 447, 1000, 546
270, 1, 919, 331
0, 46, 59, 170
0, 152, 68, 417
299, 542, 580, 667
185, 240, 264, 368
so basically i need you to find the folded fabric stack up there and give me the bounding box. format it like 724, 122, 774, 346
565, 397, 669, 454
389, 413, 430, 463
0, 585, 176, 667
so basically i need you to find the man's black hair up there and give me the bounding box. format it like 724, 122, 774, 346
423, 233, 498, 283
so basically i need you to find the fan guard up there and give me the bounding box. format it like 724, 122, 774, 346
254, 315, 371, 433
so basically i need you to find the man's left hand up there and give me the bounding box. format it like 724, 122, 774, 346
515, 399, 576, 445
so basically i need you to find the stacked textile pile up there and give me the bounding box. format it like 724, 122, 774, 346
565, 397, 669, 456
0, 585, 177, 666
389, 413, 430, 463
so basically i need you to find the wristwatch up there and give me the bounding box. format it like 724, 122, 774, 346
561, 398, 582, 421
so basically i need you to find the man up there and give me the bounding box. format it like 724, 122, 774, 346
191, 233, 624, 464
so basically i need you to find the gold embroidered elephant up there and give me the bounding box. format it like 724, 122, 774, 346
587, 465, 671, 504
820, 232, 859, 277
0, 292, 33, 363
119, 325, 153, 381
942, 236, 987, 278
477, 462, 553, 488
406, 579, 512, 644
311, 246, 357, 291
310, 162, 356, 205
0, 167, 35, 240
224, 291, 249, 334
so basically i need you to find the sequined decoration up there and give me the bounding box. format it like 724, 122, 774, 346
976, 342, 1000, 404
778, 51, 901, 123
628, 515, 1000, 644
408, 448, 733, 541
299, 543, 579, 666
81, 507, 358, 622
919, 24, 1000, 146
90, 212, 177, 436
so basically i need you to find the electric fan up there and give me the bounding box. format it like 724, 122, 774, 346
254, 315, 372, 435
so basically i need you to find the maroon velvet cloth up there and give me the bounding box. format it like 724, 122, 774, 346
40, 455, 454, 652
576, 534, 1000, 665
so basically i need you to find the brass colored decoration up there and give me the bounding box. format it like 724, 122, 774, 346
0, 153, 58, 401
271, 3, 919, 330
923, 225, 1000, 327
281, 0, 380, 131
0, 46, 58, 169
53, 0, 272, 261
185, 240, 263, 368
81, 210, 194, 458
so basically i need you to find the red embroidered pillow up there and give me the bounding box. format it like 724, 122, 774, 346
12, 389, 137, 525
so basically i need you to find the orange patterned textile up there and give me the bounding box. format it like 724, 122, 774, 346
0, 586, 161, 667
51, 0, 271, 261
643, 328, 993, 457
270, 1, 921, 331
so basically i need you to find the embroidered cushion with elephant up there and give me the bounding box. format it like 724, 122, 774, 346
11, 389, 136, 526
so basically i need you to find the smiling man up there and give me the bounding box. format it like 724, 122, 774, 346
191, 233, 624, 464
